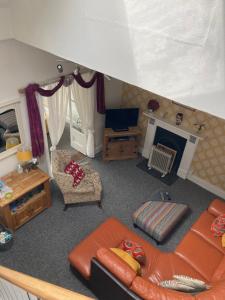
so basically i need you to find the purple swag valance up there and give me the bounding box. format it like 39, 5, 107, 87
25, 71, 105, 157
73, 72, 105, 113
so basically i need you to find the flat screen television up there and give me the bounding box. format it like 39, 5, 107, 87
105, 108, 139, 131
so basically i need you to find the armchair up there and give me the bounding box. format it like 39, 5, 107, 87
52, 150, 102, 210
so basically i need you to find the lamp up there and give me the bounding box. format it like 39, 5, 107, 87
16, 148, 33, 174
17, 148, 32, 164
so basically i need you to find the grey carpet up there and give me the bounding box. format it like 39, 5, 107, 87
0, 126, 218, 298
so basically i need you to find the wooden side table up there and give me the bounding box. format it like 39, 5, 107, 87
0, 168, 51, 231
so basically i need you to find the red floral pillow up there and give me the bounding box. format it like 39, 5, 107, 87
64, 160, 76, 174
211, 214, 225, 237
119, 239, 146, 265
64, 160, 85, 187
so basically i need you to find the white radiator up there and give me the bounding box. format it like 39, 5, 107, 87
148, 145, 176, 177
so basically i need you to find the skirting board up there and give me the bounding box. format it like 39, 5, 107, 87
188, 174, 225, 200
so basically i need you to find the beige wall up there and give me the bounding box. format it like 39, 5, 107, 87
122, 83, 225, 192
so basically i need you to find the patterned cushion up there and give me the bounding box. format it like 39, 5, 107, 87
119, 239, 146, 265
160, 275, 210, 293
159, 279, 196, 292
64, 160, 85, 187
173, 275, 209, 290
133, 201, 188, 242
222, 233, 225, 247
211, 214, 225, 237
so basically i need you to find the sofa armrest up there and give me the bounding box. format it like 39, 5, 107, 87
90, 258, 142, 300
131, 277, 194, 300
96, 248, 136, 287
208, 199, 225, 217
53, 171, 74, 193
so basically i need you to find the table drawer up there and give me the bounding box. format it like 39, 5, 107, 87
13, 191, 47, 229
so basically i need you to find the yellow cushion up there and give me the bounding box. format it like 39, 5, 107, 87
110, 248, 141, 275
222, 233, 225, 247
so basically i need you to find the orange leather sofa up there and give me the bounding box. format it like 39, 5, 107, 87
69, 199, 225, 300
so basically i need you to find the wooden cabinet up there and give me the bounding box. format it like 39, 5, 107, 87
12, 190, 46, 229
0, 168, 51, 231
103, 127, 141, 161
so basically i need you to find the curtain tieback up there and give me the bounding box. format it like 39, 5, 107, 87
50, 146, 56, 151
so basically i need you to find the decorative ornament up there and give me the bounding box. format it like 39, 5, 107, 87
176, 113, 183, 125
148, 99, 160, 112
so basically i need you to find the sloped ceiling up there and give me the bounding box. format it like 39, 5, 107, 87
9, 0, 225, 119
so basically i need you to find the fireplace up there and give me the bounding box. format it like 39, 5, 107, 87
142, 112, 202, 179
153, 127, 187, 173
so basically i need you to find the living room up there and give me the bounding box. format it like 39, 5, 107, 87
0, 1, 225, 300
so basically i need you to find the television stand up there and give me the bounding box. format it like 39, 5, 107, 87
103, 127, 141, 161
112, 127, 129, 132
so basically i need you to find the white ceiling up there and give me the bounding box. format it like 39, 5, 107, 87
5, 0, 225, 119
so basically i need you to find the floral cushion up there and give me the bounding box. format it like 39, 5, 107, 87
211, 214, 225, 237
160, 275, 210, 293
64, 160, 85, 187
119, 239, 146, 265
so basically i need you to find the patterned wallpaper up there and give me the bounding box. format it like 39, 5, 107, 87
121, 83, 225, 192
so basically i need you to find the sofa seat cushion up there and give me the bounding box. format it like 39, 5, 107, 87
147, 253, 207, 284
74, 176, 94, 193
175, 231, 224, 281
211, 256, 225, 282
131, 278, 225, 300
131, 276, 194, 300
195, 280, 225, 300
68, 217, 160, 279
191, 211, 225, 254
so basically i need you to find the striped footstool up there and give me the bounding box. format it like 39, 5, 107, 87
133, 201, 188, 242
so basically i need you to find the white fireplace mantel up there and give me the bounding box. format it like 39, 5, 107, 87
142, 111, 203, 179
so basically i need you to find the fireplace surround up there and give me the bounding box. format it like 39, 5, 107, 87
142, 112, 203, 179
